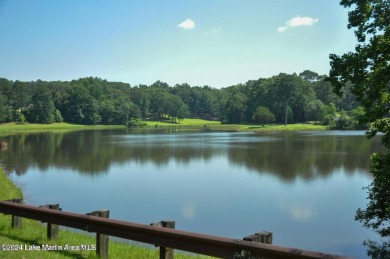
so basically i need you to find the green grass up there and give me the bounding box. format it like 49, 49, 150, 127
144, 119, 328, 131
0, 122, 126, 135
144, 118, 221, 127
243, 123, 328, 131
201, 122, 327, 132
0, 168, 213, 259
0, 120, 327, 136
0, 170, 22, 201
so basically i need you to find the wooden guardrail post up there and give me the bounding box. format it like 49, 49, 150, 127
243, 231, 272, 244
151, 220, 175, 259
87, 209, 110, 259
240, 231, 273, 258
8, 198, 23, 229
160, 221, 175, 259
39, 204, 60, 240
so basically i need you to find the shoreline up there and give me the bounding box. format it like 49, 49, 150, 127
0, 121, 328, 136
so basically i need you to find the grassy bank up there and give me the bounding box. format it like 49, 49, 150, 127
242, 123, 328, 131
145, 119, 328, 131
144, 118, 221, 127
0, 122, 126, 135
0, 169, 212, 259
0, 120, 327, 136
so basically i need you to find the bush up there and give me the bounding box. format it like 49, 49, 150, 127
54, 109, 63, 123
127, 119, 147, 127
252, 106, 275, 125
16, 113, 26, 124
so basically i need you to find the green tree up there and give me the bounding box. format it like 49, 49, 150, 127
305, 99, 325, 124
267, 73, 314, 125
130, 86, 150, 118
177, 103, 190, 123
15, 112, 26, 124
349, 106, 368, 129
0, 93, 10, 122
99, 88, 141, 125
9, 80, 31, 116
148, 88, 170, 121
252, 106, 275, 126
26, 82, 55, 124
221, 86, 248, 124
322, 103, 337, 127
150, 80, 169, 89
48, 81, 71, 115
274, 73, 297, 125
0, 78, 13, 121
0, 78, 13, 98
165, 95, 189, 123
313, 80, 335, 105
54, 109, 63, 123
62, 83, 101, 125
189, 86, 220, 119
328, 0, 390, 255
337, 81, 359, 111
241, 79, 270, 122
335, 110, 351, 129
299, 70, 321, 83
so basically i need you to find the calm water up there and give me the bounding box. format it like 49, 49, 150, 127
0, 129, 385, 258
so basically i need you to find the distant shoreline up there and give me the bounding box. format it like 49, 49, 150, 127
0, 120, 328, 136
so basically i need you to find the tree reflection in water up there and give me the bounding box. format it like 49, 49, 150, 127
0, 130, 383, 181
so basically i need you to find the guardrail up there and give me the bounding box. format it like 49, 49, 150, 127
0, 199, 351, 259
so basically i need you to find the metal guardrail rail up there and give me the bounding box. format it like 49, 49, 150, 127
0, 200, 351, 259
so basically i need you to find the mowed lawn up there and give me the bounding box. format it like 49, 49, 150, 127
0, 119, 327, 135
144, 118, 327, 131
0, 122, 126, 134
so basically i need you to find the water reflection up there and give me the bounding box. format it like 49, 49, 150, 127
0, 130, 383, 182
0, 129, 385, 258
228, 132, 382, 182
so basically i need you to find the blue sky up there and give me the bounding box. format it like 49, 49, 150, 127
0, 0, 357, 88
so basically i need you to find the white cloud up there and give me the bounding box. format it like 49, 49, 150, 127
278, 15, 319, 32
178, 19, 195, 30
289, 205, 314, 221
280, 202, 315, 221
182, 204, 196, 220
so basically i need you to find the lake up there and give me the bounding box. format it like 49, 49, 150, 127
0, 129, 385, 258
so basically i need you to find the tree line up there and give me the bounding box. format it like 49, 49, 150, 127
0, 70, 365, 129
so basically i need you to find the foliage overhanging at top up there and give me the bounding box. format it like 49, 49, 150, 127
328, 0, 390, 256
328, 0, 390, 140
